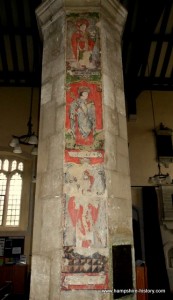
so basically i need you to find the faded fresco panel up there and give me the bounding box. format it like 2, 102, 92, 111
66, 13, 101, 83
64, 195, 107, 248
65, 81, 104, 151
62, 13, 108, 291
62, 246, 108, 290
64, 155, 106, 196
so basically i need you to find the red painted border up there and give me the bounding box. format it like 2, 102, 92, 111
61, 273, 109, 290
65, 149, 104, 164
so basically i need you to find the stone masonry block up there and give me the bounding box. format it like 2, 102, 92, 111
117, 136, 129, 158
30, 255, 50, 300
41, 199, 63, 252
102, 74, 116, 110
41, 14, 65, 42
37, 139, 49, 174
42, 52, 65, 82
48, 133, 64, 171
40, 102, 56, 140
41, 81, 52, 105
42, 61, 53, 84
105, 170, 131, 200
55, 103, 65, 133
40, 169, 63, 198
65, 0, 101, 8
31, 187, 42, 253
108, 221, 133, 247
103, 104, 119, 135
42, 15, 65, 54
108, 197, 132, 221
102, 41, 116, 78
60, 290, 105, 300
36, 0, 63, 29
114, 64, 124, 90
104, 132, 117, 171
116, 152, 130, 176
51, 53, 66, 77
118, 112, 128, 140
116, 87, 126, 116
108, 223, 133, 246
52, 73, 65, 106
49, 250, 63, 300
101, 36, 117, 82
100, 14, 121, 43
101, 0, 127, 27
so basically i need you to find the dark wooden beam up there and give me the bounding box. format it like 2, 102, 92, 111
122, 0, 137, 75
0, 70, 40, 86
16, 0, 30, 73
0, 27, 34, 36
122, 0, 172, 115
150, 0, 172, 78
125, 32, 173, 42
123, 0, 166, 77
0, 21, 9, 83
160, 28, 173, 78
136, 76, 173, 90
4, 0, 19, 84
29, 0, 43, 72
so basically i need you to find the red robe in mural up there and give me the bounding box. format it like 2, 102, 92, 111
71, 30, 95, 62
71, 19, 95, 67
68, 196, 99, 248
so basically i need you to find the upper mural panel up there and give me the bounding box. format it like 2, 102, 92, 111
66, 13, 101, 83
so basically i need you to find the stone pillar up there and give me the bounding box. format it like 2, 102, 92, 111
30, 1, 135, 300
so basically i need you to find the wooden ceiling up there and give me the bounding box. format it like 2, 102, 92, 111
121, 0, 173, 115
0, 0, 42, 87
0, 0, 172, 114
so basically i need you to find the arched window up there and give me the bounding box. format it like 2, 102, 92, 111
0, 158, 24, 226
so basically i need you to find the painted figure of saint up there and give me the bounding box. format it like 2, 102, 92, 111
69, 86, 96, 146
71, 19, 95, 68
68, 196, 99, 248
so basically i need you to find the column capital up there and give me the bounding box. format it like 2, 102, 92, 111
36, 0, 127, 37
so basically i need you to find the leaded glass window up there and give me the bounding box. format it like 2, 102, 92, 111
0, 158, 24, 226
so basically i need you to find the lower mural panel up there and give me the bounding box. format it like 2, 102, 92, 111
62, 273, 108, 290
62, 246, 108, 290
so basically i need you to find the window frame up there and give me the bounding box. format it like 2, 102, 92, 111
0, 152, 32, 231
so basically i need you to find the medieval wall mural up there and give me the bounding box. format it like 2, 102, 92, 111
62, 13, 108, 290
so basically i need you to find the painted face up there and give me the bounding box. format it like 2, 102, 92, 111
81, 91, 89, 100
80, 23, 87, 32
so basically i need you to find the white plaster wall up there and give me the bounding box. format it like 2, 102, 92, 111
128, 92, 173, 293
0, 87, 40, 265
0, 87, 39, 151
128, 91, 173, 187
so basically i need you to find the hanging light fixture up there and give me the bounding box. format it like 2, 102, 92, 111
148, 163, 172, 185
9, 86, 38, 155
147, 65, 172, 185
